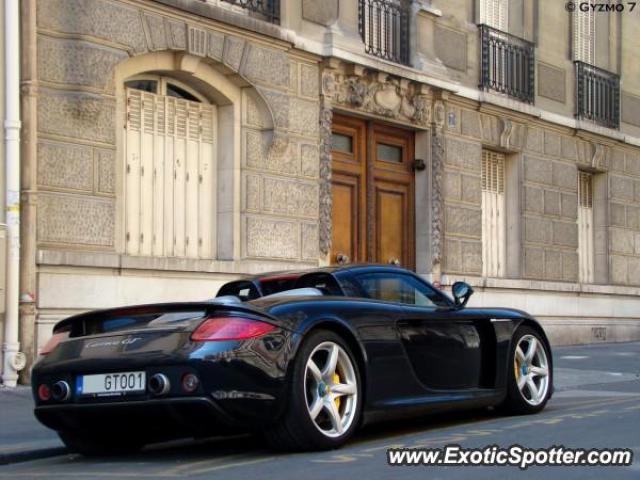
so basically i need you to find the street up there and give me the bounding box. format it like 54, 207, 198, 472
1, 341, 638, 479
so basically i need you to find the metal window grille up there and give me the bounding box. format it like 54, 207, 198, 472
575, 61, 620, 130
220, 0, 280, 23
479, 24, 535, 104
359, 0, 410, 65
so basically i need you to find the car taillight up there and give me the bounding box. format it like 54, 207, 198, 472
37, 384, 51, 401
39, 331, 70, 355
191, 317, 276, 342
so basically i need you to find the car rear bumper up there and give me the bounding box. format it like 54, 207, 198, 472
34, 396, 245, 439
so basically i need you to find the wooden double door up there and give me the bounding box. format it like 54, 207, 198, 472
331, 114, 415, 268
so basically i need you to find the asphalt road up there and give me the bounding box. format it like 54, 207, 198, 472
1, 341, 639, 479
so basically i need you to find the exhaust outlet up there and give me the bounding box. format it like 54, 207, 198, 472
51, 381, 71, 401
148, 373, 170, 396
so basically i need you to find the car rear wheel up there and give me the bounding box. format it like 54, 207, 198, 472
58, 431, 145, 456
264, 329, 362, 451
503, 326, 552, 414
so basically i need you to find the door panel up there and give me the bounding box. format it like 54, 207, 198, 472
331, 174, 361, 265
376, 183, 408, 266
398, 308, 498, 391
331, 116, 415, 268
330, 115, 367, 264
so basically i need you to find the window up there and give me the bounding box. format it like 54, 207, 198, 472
573, 9, 595, 64
124, 76, 216, 259
331, 133, 353, 153
295, 273, 344, 296
578, 172, 594, 283
217, 281, 260, 301
480, 0, 508, 31
359, 0, 410, 65
219, 0, 280, 24
355, 272, 449, 307
481, 151, 506, 278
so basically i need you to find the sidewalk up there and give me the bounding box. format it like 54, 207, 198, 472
0, 385, 66, 465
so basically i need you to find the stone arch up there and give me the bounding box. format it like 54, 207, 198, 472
113, 51, 275, 260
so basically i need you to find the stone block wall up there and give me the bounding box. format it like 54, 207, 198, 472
34, 0, 322, 263
442, 135, 482, 275
440, 102, 633, 285
521, 140, 579, 282
240, 56, 321, 262
608, 148, 640, 285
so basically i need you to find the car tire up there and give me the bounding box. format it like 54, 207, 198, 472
502, 326, 552, 414
264, 329, 362, 451
58, 431, 144, 456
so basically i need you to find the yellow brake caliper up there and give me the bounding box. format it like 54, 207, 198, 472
332, 373, 341, 410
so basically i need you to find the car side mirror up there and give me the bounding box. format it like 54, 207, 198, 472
452, 281, 473, 308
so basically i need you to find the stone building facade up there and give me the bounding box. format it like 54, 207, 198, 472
4, 0, 640, 379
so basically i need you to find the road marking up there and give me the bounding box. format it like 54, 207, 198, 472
163, 453, 259, 475
188, 456, 275, 474
560, 355, 589, 360
312, 395, 640, 464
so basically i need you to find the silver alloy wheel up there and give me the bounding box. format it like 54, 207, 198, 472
514, 334, 550, 406
304, 341, 358, 438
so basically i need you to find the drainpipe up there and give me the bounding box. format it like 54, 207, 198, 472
2, 0, 25, 387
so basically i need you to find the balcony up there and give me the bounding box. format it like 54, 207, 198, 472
575, 61, 620, 130
479, 24, 535, 104
220, 0, 280, 23
359, 0, 410, 66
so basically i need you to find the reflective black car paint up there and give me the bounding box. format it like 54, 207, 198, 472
32, 265, 552, 441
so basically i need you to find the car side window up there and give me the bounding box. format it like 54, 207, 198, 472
217, 281, 259, 301
295, 273, 343, 295
355, 273, 448, 307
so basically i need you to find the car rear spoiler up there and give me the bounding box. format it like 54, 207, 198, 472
52, 301, 280, 337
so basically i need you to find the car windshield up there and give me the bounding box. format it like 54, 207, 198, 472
355, 272, 450, 307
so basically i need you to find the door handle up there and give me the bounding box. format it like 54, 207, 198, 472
388, 258, 400, 266
335, 253, 350, 265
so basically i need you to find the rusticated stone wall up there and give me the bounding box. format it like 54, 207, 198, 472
441, 135, 482, 275
521, 131, 579, 282
438, 101, 640, 286
34, 0, 321, 262
608, 148, 640, 284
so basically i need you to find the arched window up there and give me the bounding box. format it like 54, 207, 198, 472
124, 75, 217, 259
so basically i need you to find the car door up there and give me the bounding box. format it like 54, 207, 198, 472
354, 271, 496, 391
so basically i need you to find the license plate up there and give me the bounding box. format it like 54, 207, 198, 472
78, 371, 146, 396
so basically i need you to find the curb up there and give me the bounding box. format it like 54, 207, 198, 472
0, 446, 68, 466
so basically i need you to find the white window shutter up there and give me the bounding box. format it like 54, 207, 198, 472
578, 172, 594, 283
573, 10, 594, 63
481, 151, 506, 278
482, 0, 508, 31
124, 86, 217, 259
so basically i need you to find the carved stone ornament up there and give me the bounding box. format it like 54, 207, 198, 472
318, 101, 333, 255
431, 128, 444, 266
322, 70, 432, 127
499, 118, 513, 149
433, 100, 445, 129
591, 143, 610, 171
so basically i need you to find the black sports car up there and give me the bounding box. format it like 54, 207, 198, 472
32, 265, 553, 454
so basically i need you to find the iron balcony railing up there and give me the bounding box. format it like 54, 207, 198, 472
575, 61, 620, 130
479, 24, 535, 104
221, 0, 280, 23
359, 0, 410, 66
